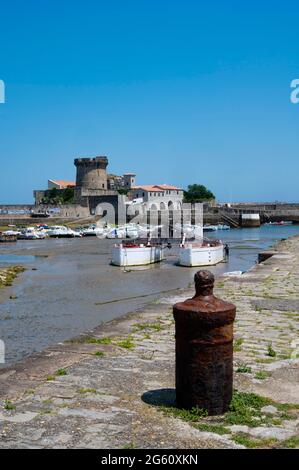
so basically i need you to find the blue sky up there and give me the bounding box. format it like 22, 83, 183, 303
0, 0, 298, 203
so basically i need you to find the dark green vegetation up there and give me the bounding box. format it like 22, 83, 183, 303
41, 187, 75, 204
158, 391, 299, 448
117, 189, 129, 195
267, 343, 277, 357
254, 371, 270, 380
0, 265, 25, 288
183, 184, 215, 203
236, 363, 252, 373
4, 400, 16, 411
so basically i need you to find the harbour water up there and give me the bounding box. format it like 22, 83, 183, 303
1, 224, 299, 366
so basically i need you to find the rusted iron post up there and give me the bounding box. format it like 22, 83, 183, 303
173, 270, 236, 415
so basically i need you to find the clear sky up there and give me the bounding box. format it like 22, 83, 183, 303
0, 0, 298, 203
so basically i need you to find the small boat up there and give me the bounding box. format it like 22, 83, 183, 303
0, 231, 18, 243
178, 238, 224, 267
203, 224, 218, 232
111, 240, 166, 266
264, 221, 293, 226
17, 227, 47, 240
173, 224, 203, 239
217, 224, 230, 230
125, 225, 140, 239
106, 227, 127, 239
81, 224, 107, 237
47, 226, 81, 238
30, 211, 50, 218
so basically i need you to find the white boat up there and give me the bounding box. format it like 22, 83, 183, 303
137, 225, 152, 238
106, 227, 127, 239
217, 224, 230, 230
203, 224, 219, 232
264, 221, 293, 226
47, 226, 81, 238
17, 227, 47, 240
125, 224, 140, 239
81, 224, 107, 237
111, 241, 166, 266
0, 232, 18, 242
178, 239, 224, 267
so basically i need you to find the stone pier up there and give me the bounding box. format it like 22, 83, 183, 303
0, 237, 298, 449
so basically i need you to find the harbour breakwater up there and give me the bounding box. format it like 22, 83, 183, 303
2, 202, 299, 227
0, 236, 298, 448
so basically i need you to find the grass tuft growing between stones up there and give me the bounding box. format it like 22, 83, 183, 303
267, 343, 277, 357
122, 442, 136, 449
132, 322, 162, 333
158, 390, 299, 443
236, 363, 252, 373
46, 368, 68, 381
94, 351, 105, 357
46, 375, 56, 381
161, 405, 208, 422
280, 436, 299, 449
194, 423, 230, 435
116, 337, 135, 349
233, 338, 243, 352
232, 433, 278, 448
4, 400, 16, 411
224, 391, 272, 427
85, 336, 113, 345
254, 371, 270, 380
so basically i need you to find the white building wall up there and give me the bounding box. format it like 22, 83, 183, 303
132, 189, 184, 212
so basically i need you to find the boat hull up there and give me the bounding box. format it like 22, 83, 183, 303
111, 245, 165, 266
179, 244, 224, 267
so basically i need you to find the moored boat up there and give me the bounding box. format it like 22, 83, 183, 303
47, 226, 81, 238
203, 224, 218, 232
106, 227, 127, 239
0, 231, 18, 242
178, 239, 224, 267
81, 224, 108, 237
111, 241, 166, 266
17, 227, 47, 240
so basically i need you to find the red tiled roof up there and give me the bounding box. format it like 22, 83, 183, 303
49, 180, 76, 188
132, 184, 182, 192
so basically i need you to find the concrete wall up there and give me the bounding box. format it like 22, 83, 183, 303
0, 204, 89, 219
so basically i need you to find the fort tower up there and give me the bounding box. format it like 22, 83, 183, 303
74, 156, 108, 190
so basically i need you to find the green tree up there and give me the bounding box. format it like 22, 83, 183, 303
117, 188, 129, 195
183, 184, 215, 203
61, 187, 75, 203
41, 188, 74, 204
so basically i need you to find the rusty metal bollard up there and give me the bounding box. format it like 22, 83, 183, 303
173, 270, 236, 415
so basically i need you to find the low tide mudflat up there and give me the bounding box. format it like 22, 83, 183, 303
0, 235, 298, 448
1, 225, 299, 366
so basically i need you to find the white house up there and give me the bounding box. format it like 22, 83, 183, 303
130, 184, 184, 211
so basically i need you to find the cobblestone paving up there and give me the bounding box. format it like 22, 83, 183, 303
0, 237, 298, 449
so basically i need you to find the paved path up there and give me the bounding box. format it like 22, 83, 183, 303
0, 237, 298, 448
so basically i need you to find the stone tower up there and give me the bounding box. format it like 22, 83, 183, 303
123, 173, 136, 189
74, 156, 108, 190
